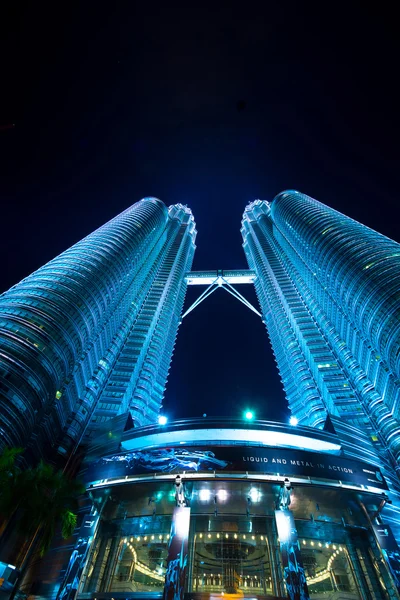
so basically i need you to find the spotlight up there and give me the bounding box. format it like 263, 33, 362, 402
244, 410, 254, 421
217, 489, 228, 502
283, 477, 292, 490
249, 488, 261, 503
289, 416, 298, 426
158, 415, 168, 426
199, 489, 211, 502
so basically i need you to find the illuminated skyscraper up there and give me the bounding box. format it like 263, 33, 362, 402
4, 191, 400, 600
242, 191, 400, 464
0, 198, 196, 459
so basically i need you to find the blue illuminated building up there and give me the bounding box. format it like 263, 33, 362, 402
2, 190, 400, 600
0, 198, 196, 459
242, 191, 400, 465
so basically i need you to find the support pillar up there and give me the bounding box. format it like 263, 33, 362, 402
369, 518, 400, 598
83, 533, 108, 593
163, 506, 191, 600
100, 534, 122, 592
186, 526, 196, 594
56, 514, 99, 600
274, 509, 310, 600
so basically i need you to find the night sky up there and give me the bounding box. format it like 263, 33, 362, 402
1, 4, 399, 424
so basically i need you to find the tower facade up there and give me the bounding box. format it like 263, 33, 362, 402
0, 198, 196, 459
242, 191, 400, 465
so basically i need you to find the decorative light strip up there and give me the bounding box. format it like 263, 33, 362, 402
124, 541, 165, 581
300, 540, 345, 585
121, 428, 341, 453
90, 472, 380, 496
197, 533, 267, 541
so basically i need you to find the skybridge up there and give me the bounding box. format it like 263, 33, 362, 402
183, 269, 261, 319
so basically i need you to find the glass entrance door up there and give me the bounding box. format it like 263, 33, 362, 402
191, 518, 272, 596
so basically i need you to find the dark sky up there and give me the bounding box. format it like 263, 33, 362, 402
1, 4, 399, 424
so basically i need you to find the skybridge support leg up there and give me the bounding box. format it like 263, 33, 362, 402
182, 271, 262, 320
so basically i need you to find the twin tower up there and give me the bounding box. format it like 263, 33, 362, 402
1, 191, 400, 471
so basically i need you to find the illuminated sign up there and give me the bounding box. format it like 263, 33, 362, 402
86, 445, 387, 490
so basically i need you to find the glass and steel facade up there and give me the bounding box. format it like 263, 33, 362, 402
0, 198, 196, 459
35, 420, 400, 600
242, 191, 400, 464
81, 482, 379, 599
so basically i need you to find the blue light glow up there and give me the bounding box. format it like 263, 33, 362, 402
242, 191, 400, 462
289, 416, 298, 426
158, 415, 168, 426
0, 198, 196, 453
121, 425, 342, 453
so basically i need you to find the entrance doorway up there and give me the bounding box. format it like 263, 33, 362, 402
191, 518, 273, 596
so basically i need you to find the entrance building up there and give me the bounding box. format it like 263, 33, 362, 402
54, 418, 400, 600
